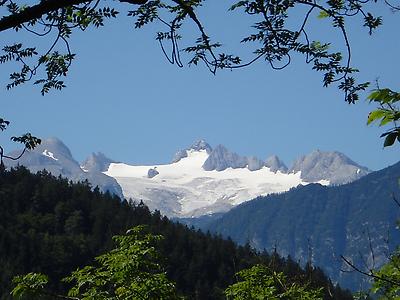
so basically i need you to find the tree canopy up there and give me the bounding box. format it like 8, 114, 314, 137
1, 167, 353, 299
11, 226, 180, 300
0, 0, 399, 146
0, 0, 387, 98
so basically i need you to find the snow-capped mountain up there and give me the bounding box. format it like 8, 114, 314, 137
81, 152, 117, 173
265, 155, 288, 173
4, 138, 123, 198
5, 138, 370, 218
289, 150, 369, 185
105, 149, 302, 217
104, 140, 370, 217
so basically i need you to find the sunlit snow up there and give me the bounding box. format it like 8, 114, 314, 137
42, 149, 58, 161
105, 150, 327, 217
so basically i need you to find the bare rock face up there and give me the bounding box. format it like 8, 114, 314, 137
265, 155, 288, 173
189, 140, 212, 153
203, 145, 268, 172
247, 156, 265, 171
147, 168, 159, 178
5, 137, 123, 198
289, 150, 370, 184
172, 139, 212, 163
172, 150, 188, 163
202, 145, 247, 171
81, 152, 116, 173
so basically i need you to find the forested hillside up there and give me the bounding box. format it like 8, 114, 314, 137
0, 167, 352, 299
189, 161, 400, 291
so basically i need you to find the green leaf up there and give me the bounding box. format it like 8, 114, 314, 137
317, 10, 329, 19
11, 273, 48, 298
367, 109, 386, 125
383, 132, 397, 147
379, 115, 393, 126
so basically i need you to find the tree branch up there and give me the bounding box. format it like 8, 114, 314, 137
0, 0, 91, 32
341, 255, 400, 287
0, 0, 148, 33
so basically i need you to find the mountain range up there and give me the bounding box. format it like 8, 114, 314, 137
5, 137, 370, 217
5, 137, 395, 291
181, 161, 400, 291
4, 138, 123, 198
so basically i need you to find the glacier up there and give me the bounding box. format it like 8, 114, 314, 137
105, 149, 327, 217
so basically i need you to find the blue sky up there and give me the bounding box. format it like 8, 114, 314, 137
1, 2, 399, 170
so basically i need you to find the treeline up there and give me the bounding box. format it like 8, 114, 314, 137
0, 167, 353, 299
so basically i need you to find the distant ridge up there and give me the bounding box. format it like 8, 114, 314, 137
185, 161, 400, 290
5, 137, 370, 217
104, 140, 370, 217
5, 137, 123, 198
290, 150, 370, 184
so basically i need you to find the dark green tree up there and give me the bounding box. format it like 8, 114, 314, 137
0, 168, 353, 299
11, 226, 181, 299
225, 264, 323, 300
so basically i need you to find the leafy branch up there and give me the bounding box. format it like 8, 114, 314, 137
0, 0, 392, 98
367, 88, 400, 147
0, 118, 41, 169
11, 226, 181, 300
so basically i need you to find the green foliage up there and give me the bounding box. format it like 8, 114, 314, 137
370, 248, 400, 299
194, 163, 400, 291
11, 226, 180, 300
0, 167, 351, 300
10, 133, 41, 150
0, 118, 40, 167
228, 0, 372, 103
225, 264, 323, 300
0, 1, 119, 94
0, 118, 10, 131
64, 226, 179, 299
0, 0, 393, 100
367, 88, 400, 147
11, 273, 48, 299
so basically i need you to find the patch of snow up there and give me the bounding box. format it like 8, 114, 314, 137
104, 149, 327, 218
42, 149, 58, 161
317, 179, 330, 185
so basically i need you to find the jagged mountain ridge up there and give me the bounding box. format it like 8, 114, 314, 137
172, 140, 369, 180
6, 138, 370, 218
4, 138, 123, 198
105, 140, 370, 217
290, 150, 369, 185
181, 161, 400, 291
265, 155, 288, 173
81, 152, 117, 173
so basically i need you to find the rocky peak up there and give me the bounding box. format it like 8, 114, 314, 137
81, 152, 115, 173
36, 137, 74, 160
189, 140, 212, 153
247, 156, 265, 171
202, 144, 247, 171
172, 139, 212, 163
289, 150, 370, 185
265, 155, 288, 173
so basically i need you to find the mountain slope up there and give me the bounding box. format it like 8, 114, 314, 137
5, 137, 370, 218
105, 141, 370, 217
4, 138, 123, 198
81, 152, 117, 173
105, 149, 310, 217
290, 150, 369, 184
0, 167, 353, 300
188, 161, 400, 290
